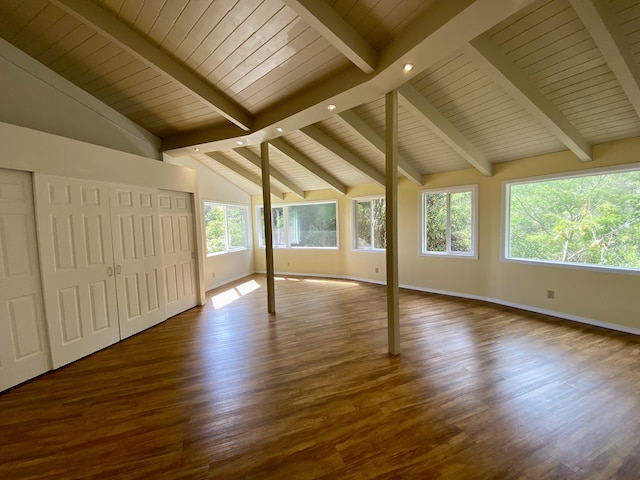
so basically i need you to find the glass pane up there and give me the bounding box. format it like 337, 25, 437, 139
372, 198, 386, 249
257, 207, 265, 247
356, 201, 372, 248
450, 191, 472, 252
288, 203, 337, 247
203, 203, 226, 254
509, 171, 640, 268
272, 207, 286, 247
227, 206, 247, 249
425, 193, 446, 252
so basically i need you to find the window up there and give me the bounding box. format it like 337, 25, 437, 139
203, 202, 248, 255
505, 167, 640, 272
353, 197, 386, 250
257, 201, 338, 249
421, 186, 477, 257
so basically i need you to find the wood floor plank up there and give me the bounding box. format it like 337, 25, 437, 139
1, 274, 639, 479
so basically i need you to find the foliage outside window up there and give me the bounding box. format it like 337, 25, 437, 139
421, 186, 477, 257
354, 197, 386, 250
204, 202, 248, 255
257, 201, 338, 249
506, 168, 640, 271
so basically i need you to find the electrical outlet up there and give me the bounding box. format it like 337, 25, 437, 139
212, 272, 216, 278
287, 261, 290, 267
547, 290, 555, 299
375, 267, 379, 273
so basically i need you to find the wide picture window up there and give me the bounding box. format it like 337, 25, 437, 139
204, 202, 248, 255
421, 186, 477, 257
258, 201, 338, 249
506, 168, 640, 272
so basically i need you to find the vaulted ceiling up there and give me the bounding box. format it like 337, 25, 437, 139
2, 0, 640, 197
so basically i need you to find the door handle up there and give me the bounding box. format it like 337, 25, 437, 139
107, 266, 113, 276
116, 265, 122, 274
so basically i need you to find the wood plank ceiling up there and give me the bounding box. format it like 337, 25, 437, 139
2, 0, 640, 197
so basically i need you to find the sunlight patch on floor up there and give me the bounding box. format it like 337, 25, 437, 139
211, 280, 261, 309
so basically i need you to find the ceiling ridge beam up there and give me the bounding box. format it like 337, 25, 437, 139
283, 0, 377, 74
163, 0, 538, 155
50, 0, 253, 131
233, 147, 305, 199
300, 125, 385, 187
465, 35, 592, 162
396, 84, 492, 176
569, 0, 640, 120
337, 110, 423, 185
205, 152, 284, 200
269, 139, 347, 194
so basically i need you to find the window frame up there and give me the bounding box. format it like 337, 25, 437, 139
502, 164, 640, 276
420, 185, 478, 258
352, 195, 386, 252
203, 201, 250, 257
256, 200, 339, 250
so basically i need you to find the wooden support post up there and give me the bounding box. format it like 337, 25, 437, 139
261, 142, 276, 314
385, 90, 400, 355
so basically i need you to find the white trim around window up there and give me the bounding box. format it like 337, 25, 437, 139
352, 195, 386, 252
502, 163, 640, 275
420, 185, 478, 258
203, 201, 250, 256
256, 200, 339, 250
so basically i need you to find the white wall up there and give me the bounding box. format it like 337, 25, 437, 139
164, 155, 255, 291
252, 138, 640, 335
0, 38, 161, 160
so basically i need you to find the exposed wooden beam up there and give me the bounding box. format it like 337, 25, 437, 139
385, 90, 400, 356
206, 152, 284, 200
569, 0, 640, 119
300, 125, 385, 187
397, 84, 493, 176
50, 0, 253, 131
233, 147, 305, 199
282, 0, 377, 74
268, 139, 346, 194
163, 0, 537, 156
337, 110, 423, 185
261, 143, 276, 315
466, 36, 592, 162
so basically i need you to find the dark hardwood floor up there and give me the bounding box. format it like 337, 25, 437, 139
2, 274, 640, 479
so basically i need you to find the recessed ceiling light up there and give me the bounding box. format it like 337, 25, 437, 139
403, 63, 414, 72
276, 127, 283, 133
327, 104, 337, 111
236, 140, 244, 145
194, 147, 200, 152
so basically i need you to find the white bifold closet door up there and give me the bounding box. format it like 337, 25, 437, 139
35, 175, 166, 368
158, 190, 197, 318
110, 184, 165, 339
34, 175, 120, 368
0, 169, 51, 391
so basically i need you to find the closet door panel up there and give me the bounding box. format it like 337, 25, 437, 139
111, 185, 165, 338
0, 169, 51, 391
159, 190, 197, 318
34, 175, 119, 369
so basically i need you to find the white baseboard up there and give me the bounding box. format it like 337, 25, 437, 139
237, 271, 640, 336
205, 271, 258, 292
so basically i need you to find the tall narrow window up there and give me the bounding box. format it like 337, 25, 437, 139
204, 202, 249, 255
354, 197, 386, 250
421, 186, 477, 257
257, 201, 338, 249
